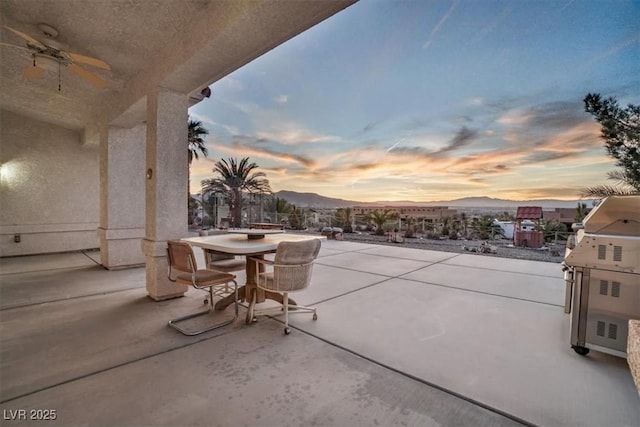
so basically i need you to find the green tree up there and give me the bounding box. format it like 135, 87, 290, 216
188, 194, 200, 225
580, 93, 640, 198
537, 220, 568, 243
471, 215, 502, 240
288, 205, 304, 230
264, 196, 293, 224
201, 157, 271, 228
449, 214, 466, 239
459, 212, 468, 238
497, 211, 515, 221
366, 209, 397, 236
335, 207, 354, 233
404, 217, 416, 238
441, 216, 451, 237
575, 202, 589, 223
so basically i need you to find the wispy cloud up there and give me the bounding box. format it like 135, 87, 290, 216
559, 0, 576, 13
472, 5, 511, 43
212, 141, 317, 168
222, 78, 244, 92
496, 109, 532, 126
189, 112, 241, 137
385, 136, 406, 153
275, 94, 288, 104
433, 126, 477, 155
423, 0, 459, 49
583, 32, 640, 68
189, 111, 217, 128
466, 97, 484, 106
256, 123, 339, 145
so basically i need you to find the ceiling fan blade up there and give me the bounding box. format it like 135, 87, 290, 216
23, 63, 45, 80
67, 52, 111, 70
4, 26, 45, 48
68, 63, 106, 88
0, 41, 32, 52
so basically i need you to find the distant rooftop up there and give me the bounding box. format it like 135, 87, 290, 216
516, 206, 543, 220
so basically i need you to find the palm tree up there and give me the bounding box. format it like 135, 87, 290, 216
188, 119, 209, 164
365, 209, 397, 236
579, 168, 639, 199
335, 207, 354, 233
201, 157, 271, 228
187, 118, 209, 224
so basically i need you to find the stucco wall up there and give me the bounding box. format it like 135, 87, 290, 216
0, 110, 100, 256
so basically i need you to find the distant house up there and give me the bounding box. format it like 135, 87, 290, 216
353, 206, 457, 223
543, 207, 583, 228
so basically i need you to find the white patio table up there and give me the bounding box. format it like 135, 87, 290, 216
182, 231, 325, 323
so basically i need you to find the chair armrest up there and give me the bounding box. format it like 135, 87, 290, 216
248, 256, 275, 267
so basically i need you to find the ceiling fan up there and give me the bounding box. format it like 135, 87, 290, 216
1, 23, 111, 90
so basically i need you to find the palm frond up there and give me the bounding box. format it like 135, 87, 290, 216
579, 184, 638, 199
606, 169, 631, 184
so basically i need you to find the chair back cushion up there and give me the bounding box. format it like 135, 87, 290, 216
264, 239, 321, 292
167, 241, 197, 273
274, 239, 321, 265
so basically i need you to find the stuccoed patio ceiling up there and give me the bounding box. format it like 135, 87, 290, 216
0, 0, 356, 132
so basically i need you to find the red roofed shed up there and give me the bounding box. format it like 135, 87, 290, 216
515, 206, 544, 248
516, 206, 543, 220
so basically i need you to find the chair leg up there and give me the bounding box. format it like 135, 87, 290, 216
169, 282, 238, 336
283, 303, 318, 319
246, 287, 257, 325
283, 292, 290, 335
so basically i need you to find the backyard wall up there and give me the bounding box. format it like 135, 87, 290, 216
0, 109, 100, 256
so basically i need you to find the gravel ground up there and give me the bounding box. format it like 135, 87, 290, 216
329, 232, 567, 264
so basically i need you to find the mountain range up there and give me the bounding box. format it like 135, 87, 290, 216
274, 190, 593, 209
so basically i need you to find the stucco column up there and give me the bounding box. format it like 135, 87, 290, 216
98, 124, 146, 269
142, 88, 189, 300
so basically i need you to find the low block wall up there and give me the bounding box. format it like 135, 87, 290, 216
0, 223, 99, 257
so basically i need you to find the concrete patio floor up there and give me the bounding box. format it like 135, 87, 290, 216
1, 238, 638, 426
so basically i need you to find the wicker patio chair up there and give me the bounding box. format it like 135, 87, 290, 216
248, 239, 322, 335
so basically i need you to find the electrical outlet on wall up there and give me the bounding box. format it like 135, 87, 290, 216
14, 234, 20, 243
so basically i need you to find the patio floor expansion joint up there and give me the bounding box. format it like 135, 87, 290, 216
440, 261, 563, 279
0, 286, 146, 311
400, 276, 564, 308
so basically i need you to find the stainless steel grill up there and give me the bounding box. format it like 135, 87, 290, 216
563, 195, 640, 357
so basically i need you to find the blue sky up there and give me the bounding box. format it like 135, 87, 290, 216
189, 0, 639, 202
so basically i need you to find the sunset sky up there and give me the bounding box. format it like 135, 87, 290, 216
189, 0, 639, 202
